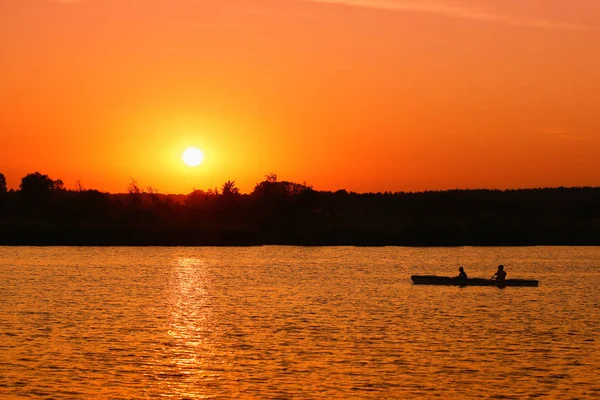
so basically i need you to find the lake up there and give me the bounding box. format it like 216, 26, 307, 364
1, 246, 599, 399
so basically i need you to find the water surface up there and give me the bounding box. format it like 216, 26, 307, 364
1, 246, 599, 398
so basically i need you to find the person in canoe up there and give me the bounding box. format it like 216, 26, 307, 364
457, 266, 468, 280
492, 264, 507, 281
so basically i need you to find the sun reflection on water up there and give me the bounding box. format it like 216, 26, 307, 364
161, 256, 218, 398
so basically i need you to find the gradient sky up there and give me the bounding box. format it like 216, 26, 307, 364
1, 0, 599, 194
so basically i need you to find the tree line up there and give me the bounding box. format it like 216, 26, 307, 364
0, 171, 598, 245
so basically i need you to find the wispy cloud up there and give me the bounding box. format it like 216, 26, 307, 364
304, 0, 589, 31
535, 128, 596, 142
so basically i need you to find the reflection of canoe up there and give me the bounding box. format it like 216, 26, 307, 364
411, 275, 539, 287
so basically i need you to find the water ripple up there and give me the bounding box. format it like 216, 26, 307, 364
0, 246, 599, 398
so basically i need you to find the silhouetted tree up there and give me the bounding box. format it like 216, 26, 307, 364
75, 180, 85, 192
252, 176, 310, 199
221, 180, 240, 197
266, 173, 277, 183
127, 179, 141, 195
58, 189, 111, 222
146, 186, 161, 207
1, 168, 599, 246
20, 172, 63, 195
0, 173, 6, 214
16, 172, 64, 215
185, 188, 220, 208
127, 178, 142, 207
0, 173, 6, 194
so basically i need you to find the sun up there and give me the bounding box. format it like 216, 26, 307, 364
182, 147, 204, 167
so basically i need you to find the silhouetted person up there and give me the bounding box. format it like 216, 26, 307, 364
492, 264, 507, 281
457, 266, 468, 280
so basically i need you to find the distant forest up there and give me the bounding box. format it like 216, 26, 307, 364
0, 172, 599, 246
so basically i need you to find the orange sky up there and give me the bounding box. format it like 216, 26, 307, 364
1, 0, 599, 194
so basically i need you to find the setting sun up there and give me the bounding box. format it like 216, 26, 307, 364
182, 147, 204, 167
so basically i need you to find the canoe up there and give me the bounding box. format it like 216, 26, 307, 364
411, 275, 539, 287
